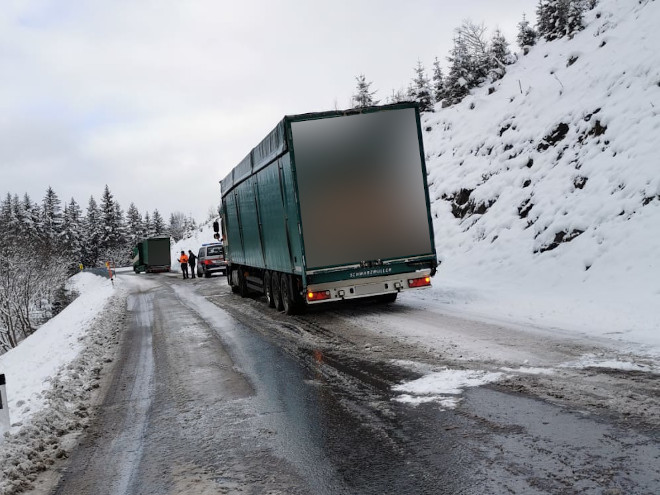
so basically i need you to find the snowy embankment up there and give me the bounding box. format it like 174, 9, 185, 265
0, 272, 122, 494
422, 0, 660, 351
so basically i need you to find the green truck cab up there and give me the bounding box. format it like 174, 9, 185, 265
220, 103, 438, 314
132, 236, 171, 273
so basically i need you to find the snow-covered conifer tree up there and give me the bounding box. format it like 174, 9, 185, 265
41, 186, 63, 255
99, 185, 118, 252
143, 211, 153, 238
565, 0, 585, 38
537, 0, 584, 41
445, 35, 472, 102
126, 203, 143, 245
489, 29, 512, 80
152, 209, 165, 236
536, 0, 553, 40
352, 74, 379, 108
61, 198, 83, 268
432, 57, 447, 104
82, 196, 101, 267
517, 13, 538, 52
410, 61, 434, 112
19, 193, 38, 242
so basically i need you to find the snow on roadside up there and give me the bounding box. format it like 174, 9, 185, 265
0, 273, 115, 429
421, 0, 660, 352
0, 273, 124, 495
393, 368, 503, 410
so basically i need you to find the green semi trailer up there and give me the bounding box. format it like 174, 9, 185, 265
220, 102, 438, 314
132, 236, 171, 273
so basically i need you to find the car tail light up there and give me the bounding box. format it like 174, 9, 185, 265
203, 260, 214, 265
307, 290, 331, 302
408, 276, 431, 288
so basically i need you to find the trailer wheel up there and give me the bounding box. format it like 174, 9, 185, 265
264, 271, 275, 308
280, 273, 298, 315
238, 269, 248, 298
271, 272, 284, 311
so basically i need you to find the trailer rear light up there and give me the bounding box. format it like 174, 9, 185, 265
307, 290, 331, 302
408, 276, 431, 288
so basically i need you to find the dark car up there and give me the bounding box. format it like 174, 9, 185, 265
196, 243, 227, 278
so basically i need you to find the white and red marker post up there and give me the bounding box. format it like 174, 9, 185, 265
0, 373, 9, 436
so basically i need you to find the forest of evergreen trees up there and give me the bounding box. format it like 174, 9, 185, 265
0, 184, 198, 352
352, 0, 593, 111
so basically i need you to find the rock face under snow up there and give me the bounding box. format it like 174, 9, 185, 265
423, 0, 660, 344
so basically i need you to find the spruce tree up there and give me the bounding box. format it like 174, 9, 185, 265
489, 29, 511, 80
113, 202, 126, 248
352, 74, 379, 108
99, 185, 117, 252
126, 203, 143, 245
445, 35, 472, 102
432, 57, 447, 104
62, 198, 83, 268
565, 0, 585, 38
152, 209, 165, 235
143, 211, 153, 238
18, 194, 38, 242
517, 13, 538, 51
410, 61, 434, 112
0, 193, 18, 248
536, 0, 553, 40
41, 186, 63, 255
537, 0, 583, 41
82, 196, 101, 267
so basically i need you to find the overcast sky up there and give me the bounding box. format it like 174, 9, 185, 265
0, 0, 536, 222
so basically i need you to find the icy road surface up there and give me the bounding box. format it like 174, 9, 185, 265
37, 273, 659, 495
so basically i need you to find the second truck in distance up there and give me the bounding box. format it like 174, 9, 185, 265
220, 102, 438, 314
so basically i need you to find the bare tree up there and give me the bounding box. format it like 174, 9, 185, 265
0, 248, 70, 353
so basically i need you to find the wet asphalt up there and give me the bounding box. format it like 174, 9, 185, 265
48, 273, 660, 495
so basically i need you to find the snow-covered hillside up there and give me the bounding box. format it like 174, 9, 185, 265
422, 0, 660, 346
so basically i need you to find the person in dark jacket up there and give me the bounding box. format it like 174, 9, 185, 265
177, 251, 189, 279
188, 250, 197, 279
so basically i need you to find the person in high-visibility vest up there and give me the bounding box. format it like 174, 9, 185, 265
177, 251, 189, 279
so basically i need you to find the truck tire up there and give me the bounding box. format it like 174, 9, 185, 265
229, 268, 240, 293
264, 271, 275, 308
280, 273, 297, 315
238, 269, 248, 298
272, 272, 284, 311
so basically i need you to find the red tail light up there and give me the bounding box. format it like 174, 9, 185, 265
408, 276, 431, 288
307, 290, 331, 302
203, 260, 214, 265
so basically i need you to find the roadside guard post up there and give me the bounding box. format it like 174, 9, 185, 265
0, 373, 9, 436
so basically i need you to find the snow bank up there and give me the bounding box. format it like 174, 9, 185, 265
422, 0, 660, 349
0, 273, 123, 494
0, 272, 115, 431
